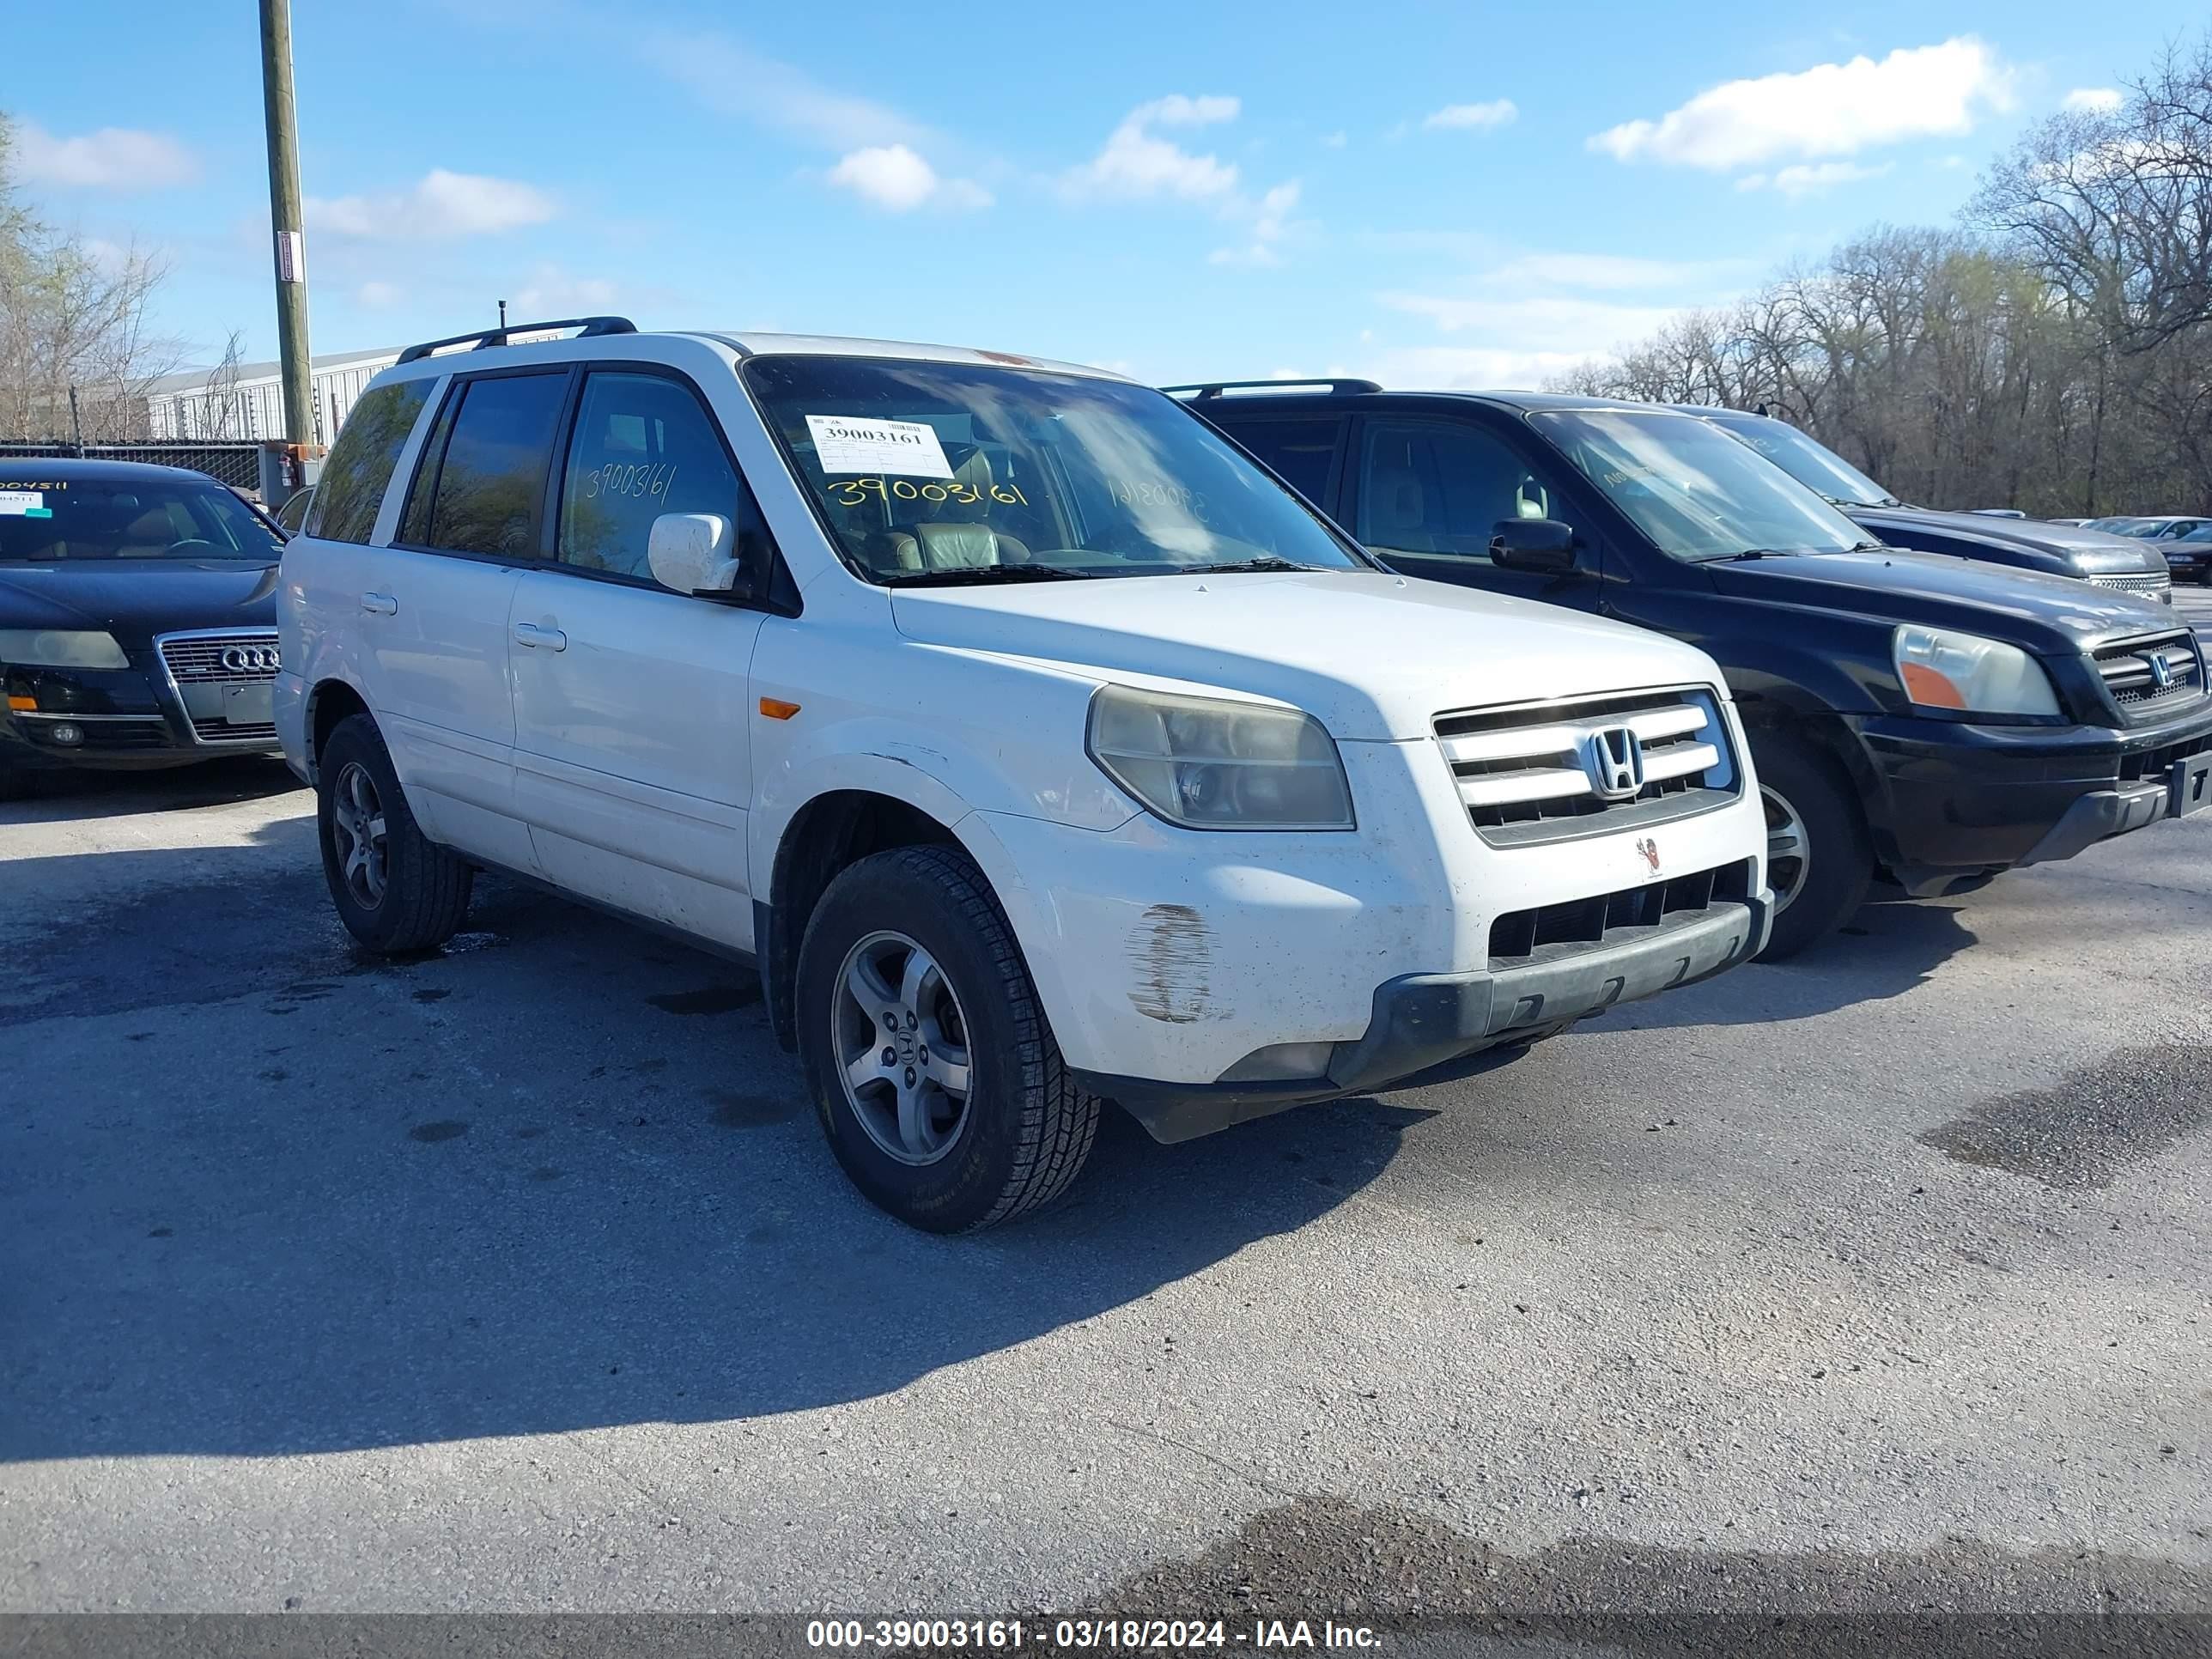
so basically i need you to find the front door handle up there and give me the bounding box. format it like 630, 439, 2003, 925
513, 621, 568, 652
361, 592, 398, 616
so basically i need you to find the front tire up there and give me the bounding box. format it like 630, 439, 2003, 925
315, 714, 473, 953
796, 845, 1100, 1232
1750, 732, 1872, 961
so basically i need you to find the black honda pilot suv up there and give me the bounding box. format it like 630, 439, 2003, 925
1184, 382, 2212, 957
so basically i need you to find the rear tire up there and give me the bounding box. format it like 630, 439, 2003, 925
1750, 732, 1872, 961
796, 845, 1100, 1232
316, 714, 473, 954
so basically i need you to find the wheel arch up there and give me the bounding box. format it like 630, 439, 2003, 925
305, 677, 373, 786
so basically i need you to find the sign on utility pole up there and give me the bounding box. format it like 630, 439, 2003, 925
258, 0, 315, 447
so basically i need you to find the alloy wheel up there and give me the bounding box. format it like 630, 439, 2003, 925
833, 930, 975, 1165
331, 761, 389, 909
1763, 785, 1810, 915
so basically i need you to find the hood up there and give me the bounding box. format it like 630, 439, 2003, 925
0, 560, 278, 637
889, 568, 1722, 740
1705, 548, 2179, 653
1850, 507, 2168, 576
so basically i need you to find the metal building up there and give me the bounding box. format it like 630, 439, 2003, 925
143, 347, 402, 445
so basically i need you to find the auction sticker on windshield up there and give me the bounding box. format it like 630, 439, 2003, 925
805, 415, 954, 479
0, 490, 51, 518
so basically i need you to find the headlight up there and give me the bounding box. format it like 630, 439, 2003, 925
1087, 685, 1354, 830
1893, 626, 2062, 719
0, 629, 130, 669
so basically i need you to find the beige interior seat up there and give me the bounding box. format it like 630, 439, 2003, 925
884, 449, 1031, 571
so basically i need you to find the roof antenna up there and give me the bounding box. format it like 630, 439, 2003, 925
497, 299, 508, 331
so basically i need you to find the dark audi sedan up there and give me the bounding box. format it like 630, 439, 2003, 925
0, 459, 286, 797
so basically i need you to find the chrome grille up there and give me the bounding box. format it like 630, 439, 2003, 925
1435, 686, 1740, 848
2084, 570, 2172, 605
2094, 632, 2205, 721
158, 632, 281, 683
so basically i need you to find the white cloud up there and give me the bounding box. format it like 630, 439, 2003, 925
307, 169, 557, 240
1423, 100, 1517, 132
1208, 180, 1300, 267
13, 122, 196, 191
1321, 130, 1349, 149
1735, 160, 1893, 198
637, 27, 924, 151
1589, 37, 2013, 168
2062, 87, 2124, 114
1062, 94, 1243, 201
509, 264, 619, 315
1364, 345, 1596, 390
356, 280, 404, 308
1485, 252, 1741, 290
826, 144, 991, 212
1379, 291, 1690, 352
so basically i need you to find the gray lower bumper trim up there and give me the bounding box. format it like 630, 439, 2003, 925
2020, 781, 2168, 866
1082, 893, 1770, 1144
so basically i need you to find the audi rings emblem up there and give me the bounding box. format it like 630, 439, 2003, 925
220, 644, 280, 674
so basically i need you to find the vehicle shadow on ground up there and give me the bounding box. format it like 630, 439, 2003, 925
0, 757, 302, 824
1601, 894, 1977, 1031
0, 848, 1425, 1462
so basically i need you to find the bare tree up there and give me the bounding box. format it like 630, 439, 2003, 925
0, 112, 185, 441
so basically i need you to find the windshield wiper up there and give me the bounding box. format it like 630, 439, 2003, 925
1170, 556, 1328, 574
881, 563, 1091, 587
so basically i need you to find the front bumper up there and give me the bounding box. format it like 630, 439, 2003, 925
1855, 702, 2212, 887
1, 655, 282, 773
957, 712, 1770, 1137
1079, 892, 1770, 1142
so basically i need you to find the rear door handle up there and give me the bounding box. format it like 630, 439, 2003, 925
361, 592, 398, 615
512, 621, 567, 652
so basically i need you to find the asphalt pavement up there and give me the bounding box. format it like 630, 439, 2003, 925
0, 748, 2207, 1651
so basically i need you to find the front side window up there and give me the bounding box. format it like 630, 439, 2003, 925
405, 372, 568, 558
1353, 420, 1560, 562
556, 373, 743, 580
305, 379, 431, 544
1530, 409, 1870, 563
1226, 417, 1345, 505
0, 475, 283, 563
742, 356, 1365, 584
1702, 412, 1897, 509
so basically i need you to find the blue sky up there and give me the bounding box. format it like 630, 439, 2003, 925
8, 0, 2204, 387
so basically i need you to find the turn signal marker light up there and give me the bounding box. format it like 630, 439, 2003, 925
6, 695, 33, 712
759, 697, 801, 720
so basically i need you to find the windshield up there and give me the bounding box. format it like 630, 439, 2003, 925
742, 356, 1365, 584
1529, 409, 1872, 562
0, 475, 283, 563
1702, 414, 1896, 507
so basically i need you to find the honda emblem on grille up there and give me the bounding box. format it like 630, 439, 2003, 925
2146, 652, 2175, 690
1583, 725, 1646, 801
1636, 836, 1662, 873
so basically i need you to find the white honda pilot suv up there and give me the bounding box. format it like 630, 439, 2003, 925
277, 318, 1771, 1231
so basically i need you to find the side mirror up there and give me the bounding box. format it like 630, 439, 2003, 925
647, 513, 749, 599
1489, 517, 1581, 576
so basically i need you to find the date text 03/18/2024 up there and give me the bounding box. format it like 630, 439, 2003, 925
805, 1618, 1384, 1650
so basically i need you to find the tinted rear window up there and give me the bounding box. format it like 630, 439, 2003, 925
0, 474, 283, 562
305, 380, 430, 544
406, 373, 568, 557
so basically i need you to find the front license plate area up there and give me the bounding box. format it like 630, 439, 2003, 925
224, 681, 275, 726
2171, 750, 2212, 818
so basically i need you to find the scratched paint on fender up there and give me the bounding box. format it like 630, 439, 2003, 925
1128, 902, 1214, 1024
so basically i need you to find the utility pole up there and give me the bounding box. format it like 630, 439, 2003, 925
258, 0, 315, 447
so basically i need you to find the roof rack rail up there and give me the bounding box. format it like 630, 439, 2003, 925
1162, 378, 1383, 399
396, 315, 638, 365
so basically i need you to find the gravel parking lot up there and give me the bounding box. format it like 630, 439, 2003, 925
2, 658, 2208, 1648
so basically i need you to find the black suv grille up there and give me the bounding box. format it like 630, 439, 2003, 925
1489, 859, 1755, 967
2094, 632, 2205, 722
